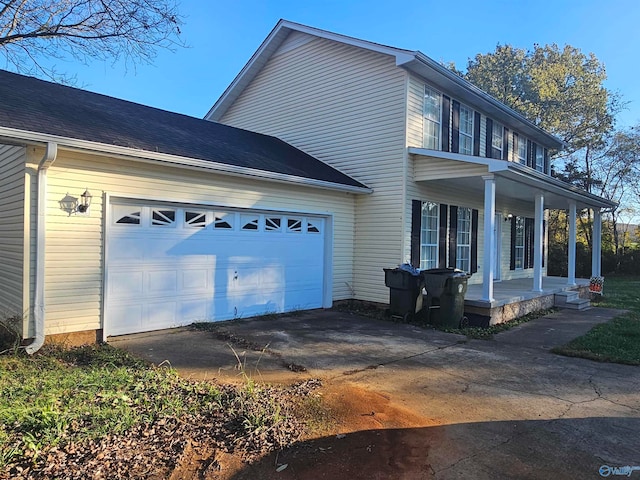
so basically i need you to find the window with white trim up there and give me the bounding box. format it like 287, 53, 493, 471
423, 86, 442, 150
241, 214, 259, 231
214, 212, 234, 229
517, 135, 527, 164
287, 218, 302, 233
515, 216, 525, 269
456, 207, 472, 272
114, 206, 141, 225
492, 122, 504, 159
185, 211, 206, 228
420, 202, 439, 270
151, 209, 176, 227
459, 105, 473, 155
265, 217, 282, 232
535, 144, 545, 172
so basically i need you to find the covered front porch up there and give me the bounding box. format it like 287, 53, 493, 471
464, 276, 590, 325
410, 147, 616, 324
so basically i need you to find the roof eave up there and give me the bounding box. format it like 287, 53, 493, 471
0, 127, 372, 195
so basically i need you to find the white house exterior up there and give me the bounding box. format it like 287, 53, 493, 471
207, 20, 614, 307
0, 20, 615, 349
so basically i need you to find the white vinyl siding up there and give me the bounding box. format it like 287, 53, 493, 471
459, 105, 473, 155
423, 86, 442, 150
420, 202, 439, 270
30, 149, 356, 335
220, 35, 407, 303
456, 207, 472, 273
0, 145, 26, 320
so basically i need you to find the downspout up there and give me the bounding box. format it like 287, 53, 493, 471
26, 142, 58, 354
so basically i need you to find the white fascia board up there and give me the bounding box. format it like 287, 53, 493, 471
408, 146, 616, 209
504, 163, 617, 209
0, 126, 372, 195
408, 147, 508, 171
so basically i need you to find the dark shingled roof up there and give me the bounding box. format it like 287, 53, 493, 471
0, 69, 366, 190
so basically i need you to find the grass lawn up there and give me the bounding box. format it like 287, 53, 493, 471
0, 344, 319, 478
552, 275, 640, 365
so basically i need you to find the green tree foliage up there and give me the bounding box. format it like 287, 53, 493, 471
463, 43, 619, 156
0, 0, 184, 81
459, 43, 639, 274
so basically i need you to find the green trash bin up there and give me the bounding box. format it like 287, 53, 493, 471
421, 268, 469, 328
383, 267, 424, 322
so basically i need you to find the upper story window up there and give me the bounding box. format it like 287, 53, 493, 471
423, 86, 442, 150
491, 122, 504, 159
535, 144, 545, 172
517, 135, 527, 165
459, 105, 473, 155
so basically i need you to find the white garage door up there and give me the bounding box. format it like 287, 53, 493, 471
105, 201, 326, 336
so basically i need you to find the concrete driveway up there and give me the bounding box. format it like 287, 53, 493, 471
111, 307, 640, 479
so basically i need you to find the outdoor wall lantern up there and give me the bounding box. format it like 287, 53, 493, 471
59, 189, 92, 216
504, 213, 513, 222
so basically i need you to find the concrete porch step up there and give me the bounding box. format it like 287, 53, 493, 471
554, 290, 590, 310
561, 298, 591, 310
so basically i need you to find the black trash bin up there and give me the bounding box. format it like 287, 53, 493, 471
421, 268, 469, 328
383, 267, 424, 321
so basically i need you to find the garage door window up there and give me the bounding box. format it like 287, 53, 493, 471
214, 213, 234, 230
114, 205, 141, 225
287, 218, 302, 233
185, 211, 206, 228
241, 214, 259, 231
307, 220, 321, 233
151, 209, 176, 227
265, 217, 282, 232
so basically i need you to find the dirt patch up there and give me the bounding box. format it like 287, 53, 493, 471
168, 382, 440, 480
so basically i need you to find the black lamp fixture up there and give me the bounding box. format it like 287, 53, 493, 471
504, 213, 513, 222
78, 188, 92, 213
59, 188, 92, 216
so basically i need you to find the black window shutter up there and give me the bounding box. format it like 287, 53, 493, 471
532, 142, 538, 169
410, 200, 422, 268
543, 148, 549, 174
451, 100, 460, 154
439, 203, 448, 268
485, 118, 493, 158
525, 217, 534, 269
448, 206, 458, 268
526, 139, 533, 167
510, 216, 516, 270
442, 95, 451, 152
471, 209, 479, 273
473, 112, 481, 156
502, 127, 509, 160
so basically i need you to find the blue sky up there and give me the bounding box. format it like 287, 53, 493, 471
46, 0, 640, 128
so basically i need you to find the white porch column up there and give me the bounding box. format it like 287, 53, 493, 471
592, 208, 602, 277
533, 192, 545, 292
482, 175, 496, 302
567, 201, 577, 286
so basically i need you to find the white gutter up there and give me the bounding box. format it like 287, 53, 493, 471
26, 142, 58, 354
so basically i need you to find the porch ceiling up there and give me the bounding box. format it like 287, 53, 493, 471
410, 148, 616, 210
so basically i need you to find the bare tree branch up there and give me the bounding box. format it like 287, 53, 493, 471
0, 0, 184, 80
